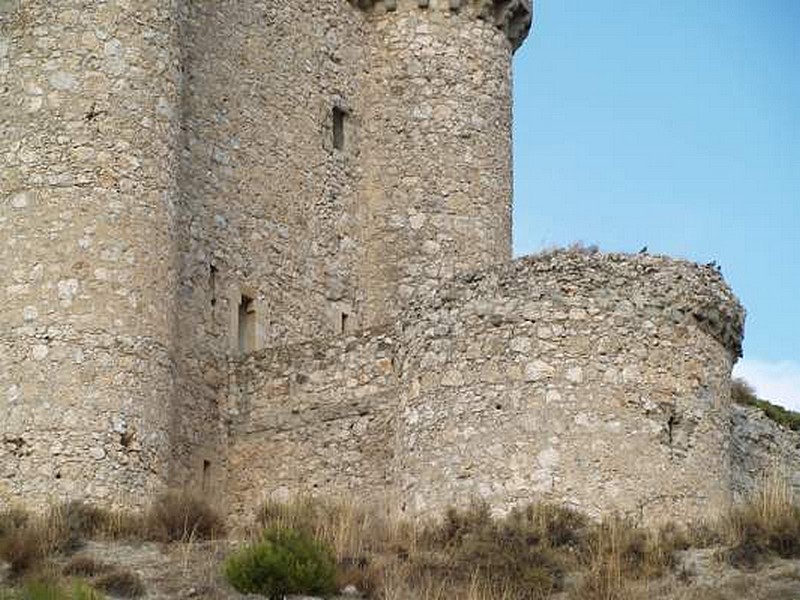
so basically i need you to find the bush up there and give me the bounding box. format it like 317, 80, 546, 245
224, 527, 337, 599
62, 556, 111, 578
44, 502, 110, 554
0, 503, 106, 578
572, 516, 686, 600
0, 579, 104, 600
0, 523, 49, 578
417, 502, 572, 599
731, 377, 800, 431
145, 492, 224, 542
725, 493, 800, 568
0, 509, 30, 538
93, 568, 145, 598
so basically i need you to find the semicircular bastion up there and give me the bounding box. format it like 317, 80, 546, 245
393, 250, 745, 521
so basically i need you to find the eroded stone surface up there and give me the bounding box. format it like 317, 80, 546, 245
0, 0, 780, 528
228, 251, 746, 523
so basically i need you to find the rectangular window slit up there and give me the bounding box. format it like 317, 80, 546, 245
209, 264, 217, 307
238, 293, 256, 353
333, 106, 346, 150
202, 459, 211, 491
341, 312, 349, 334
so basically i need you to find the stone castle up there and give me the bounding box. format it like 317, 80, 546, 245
1, 0, 797, 523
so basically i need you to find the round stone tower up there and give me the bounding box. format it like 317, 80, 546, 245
354, 0, 532, 324
0, 0, 181, 508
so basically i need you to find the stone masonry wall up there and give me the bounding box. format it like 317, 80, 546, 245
169, 0, 371, 496
0, 0, 182, 508
731, 404, 800, 502
396, 251, 743, 522
358, 0, 518, 325
229, 251, 745, 523
5, 0, 774, 526
226, 331, 399, 519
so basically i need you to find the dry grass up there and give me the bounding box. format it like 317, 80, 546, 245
255, 497, 587, 600
257, 495, 416, 561
62, 556, 112, 578
721, 468, 800, 568
571, 517, 689, 600
93, 567, 146, 598
144, 491, 225, 543
0, 491, 223, 581
0, 500, 144, 579
257, 495, 416, 597
3, 481, 799, 600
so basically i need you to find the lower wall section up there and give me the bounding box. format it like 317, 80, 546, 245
226, 332, 399, 520
228, 251, 746, 524
0, 331, 173, 510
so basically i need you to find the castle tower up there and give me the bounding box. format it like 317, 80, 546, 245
0, 0, 181, 508
354, 0, 532, 324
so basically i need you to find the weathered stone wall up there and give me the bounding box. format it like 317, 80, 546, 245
169, 0, 372, 496
357, 0, 529, 324
177, 0, 370, 350
731, 404, 800, 502
0, 0, 182, 508
226, 331, 399, 519
396, 251, 743, 522
5, 0, 780, 528
229, 251, 745, 523
169, 0, 534, 495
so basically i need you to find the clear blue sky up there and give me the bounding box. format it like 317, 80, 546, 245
511, 1, 800, 408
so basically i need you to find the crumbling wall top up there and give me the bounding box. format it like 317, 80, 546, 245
404, 250, 746, 359
350, 0, 533, 50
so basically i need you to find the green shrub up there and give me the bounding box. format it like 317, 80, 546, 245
224, 527, 337, 599
0, 580, 104, 600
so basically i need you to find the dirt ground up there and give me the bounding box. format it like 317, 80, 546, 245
3, 540, 800, 600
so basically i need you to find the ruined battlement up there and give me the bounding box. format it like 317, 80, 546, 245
350, 0, 533, 50
409, 251, 746, 358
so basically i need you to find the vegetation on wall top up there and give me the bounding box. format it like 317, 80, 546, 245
732, 378, 800, 432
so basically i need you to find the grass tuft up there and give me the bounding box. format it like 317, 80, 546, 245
93, 568, 145, 598
723, 469, 800, 568
144, 491, 225, 543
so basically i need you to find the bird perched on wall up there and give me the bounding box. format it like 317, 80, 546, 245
639, 246, 648, 254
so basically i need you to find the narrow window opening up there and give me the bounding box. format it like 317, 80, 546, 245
202, 459, 211, 491
209, 264, 217, 307
666, 414, 678, 460
238, 293, 256, 353
332, 106, 346, 150
341, 312, 349, 334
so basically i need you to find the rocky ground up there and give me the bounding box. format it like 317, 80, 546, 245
4, 539, 800, 600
